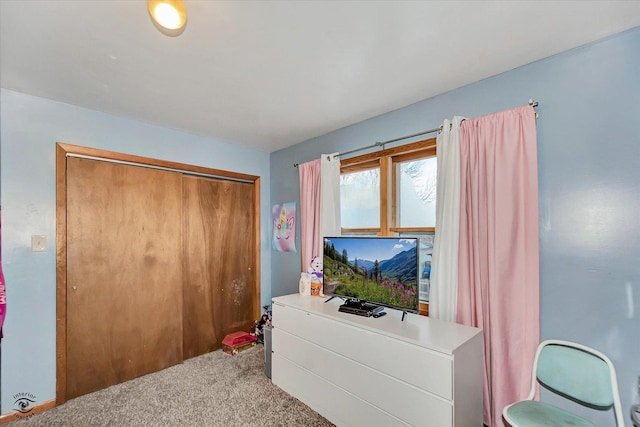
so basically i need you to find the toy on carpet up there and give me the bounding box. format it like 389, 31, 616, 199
250, 305, 272, 344
222, 331, 257, 355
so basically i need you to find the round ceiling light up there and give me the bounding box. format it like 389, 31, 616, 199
148, 0, 188, 36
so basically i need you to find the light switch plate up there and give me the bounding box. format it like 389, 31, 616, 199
31, 235, 47, 252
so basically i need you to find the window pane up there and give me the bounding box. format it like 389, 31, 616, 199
418, 234, 433, 302
340, 168, 380, 229
397, 157, 437, 227
399, 232, 433, 303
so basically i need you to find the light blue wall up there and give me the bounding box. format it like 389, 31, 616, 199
270, 27, 640, 425
0, 89, 271, 413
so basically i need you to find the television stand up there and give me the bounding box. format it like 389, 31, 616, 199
271, 294, 483, 427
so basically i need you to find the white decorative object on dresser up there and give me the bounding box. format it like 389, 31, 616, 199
271, 294, 483, 427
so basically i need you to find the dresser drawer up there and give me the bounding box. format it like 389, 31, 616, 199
273, 328, 453, 427
273, 303, 453, 400
273, 353, 410, 427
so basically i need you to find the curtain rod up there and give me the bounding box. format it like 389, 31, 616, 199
292, 126, 439, 168
294, 99, 538, 168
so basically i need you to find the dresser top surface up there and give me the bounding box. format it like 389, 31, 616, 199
272, 293, 482, 355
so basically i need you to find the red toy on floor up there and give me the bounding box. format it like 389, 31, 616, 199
222, 331, 257, 355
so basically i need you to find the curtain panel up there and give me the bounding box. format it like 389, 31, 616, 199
298, 153, 341, 274
456, 105, 540, 426
298, 159, 322, 273
0, 214, 5, 339
320, 153, 341, 237
430, 116, 464, 322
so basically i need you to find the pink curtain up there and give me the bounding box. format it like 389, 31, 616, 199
298, 159, 322, 272
0, 214, 5, 339
456, 105, 539, 426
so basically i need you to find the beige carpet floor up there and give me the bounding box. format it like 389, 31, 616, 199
14, 345, 334, 427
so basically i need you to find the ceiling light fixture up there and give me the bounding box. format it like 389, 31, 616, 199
147, 0, 188, 36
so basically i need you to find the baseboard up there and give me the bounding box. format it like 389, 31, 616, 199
0, 400, 56, 424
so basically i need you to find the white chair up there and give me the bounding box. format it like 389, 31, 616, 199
503, 339, 625, 427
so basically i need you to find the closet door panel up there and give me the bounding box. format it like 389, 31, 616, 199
66, 157, 183, 399
183, 176, 255, 359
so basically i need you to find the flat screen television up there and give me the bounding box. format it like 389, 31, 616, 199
323, 236, 420, 313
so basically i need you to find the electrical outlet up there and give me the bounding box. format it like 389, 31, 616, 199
31, 235, 47, 252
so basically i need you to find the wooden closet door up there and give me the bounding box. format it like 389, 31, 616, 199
183, 176, 256, 359
66, 157, 183, 399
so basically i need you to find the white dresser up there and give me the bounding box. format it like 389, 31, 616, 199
271, 294, 483, 427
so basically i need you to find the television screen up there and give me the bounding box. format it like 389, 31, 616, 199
323, 236, 419, 313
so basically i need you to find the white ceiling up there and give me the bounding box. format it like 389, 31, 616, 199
1, 1, 639, 153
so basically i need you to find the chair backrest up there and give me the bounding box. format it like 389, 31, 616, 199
530, 340, 625, 426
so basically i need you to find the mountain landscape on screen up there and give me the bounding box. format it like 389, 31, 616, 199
323, 237, 419, 311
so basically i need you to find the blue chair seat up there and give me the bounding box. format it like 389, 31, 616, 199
503, 340, 625, 426
505, 401, 598, 427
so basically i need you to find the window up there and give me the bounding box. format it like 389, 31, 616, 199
395, 156, 437, 228
339, 139, 436, 315
340, 167, 380, 229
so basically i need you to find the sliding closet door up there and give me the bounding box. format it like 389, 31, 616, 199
183, 176, 256, 359
66, 157, 183, 399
